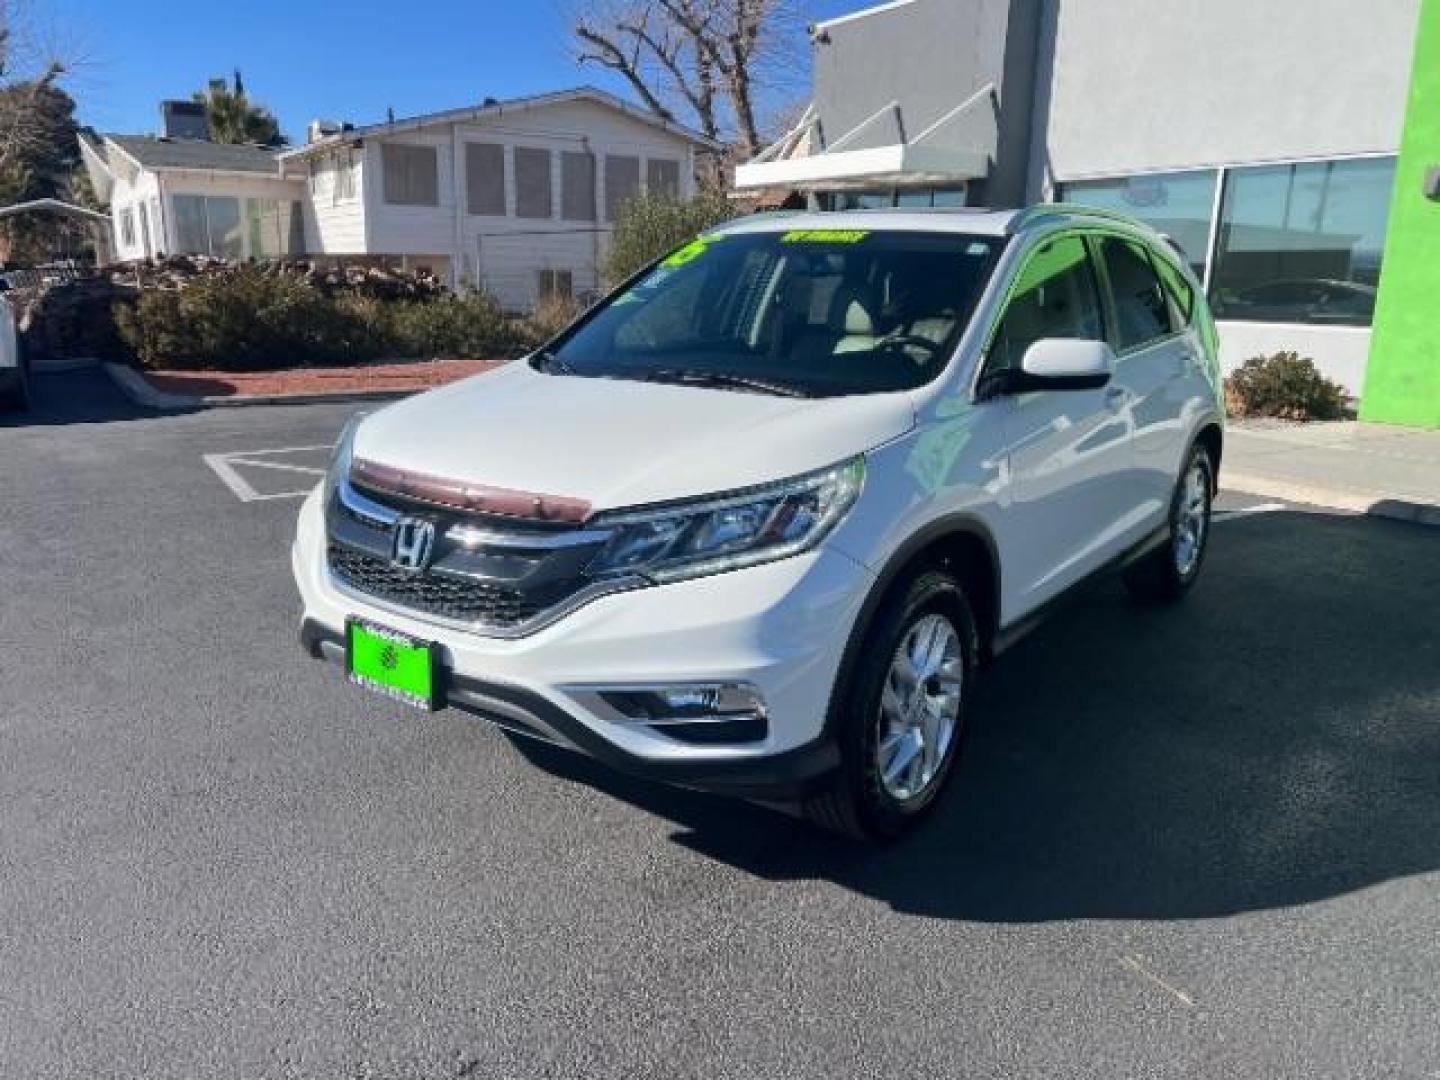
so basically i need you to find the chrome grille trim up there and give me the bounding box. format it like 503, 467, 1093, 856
445, 522, 613, 551
337, 475, 400, 528
325, 559, 646, 639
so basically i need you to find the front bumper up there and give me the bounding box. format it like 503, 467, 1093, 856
292, 488, 872, 799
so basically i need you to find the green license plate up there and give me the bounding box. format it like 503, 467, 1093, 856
346, 618, 439, 710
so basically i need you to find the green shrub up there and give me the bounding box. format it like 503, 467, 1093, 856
114, 266, 528, 370
1224, 351, 1349, 421
389, 292, 524, 359
603, 190, 735, 287
521, 293, 585, 344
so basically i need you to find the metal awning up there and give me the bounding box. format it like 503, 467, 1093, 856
735, 84, 996, 193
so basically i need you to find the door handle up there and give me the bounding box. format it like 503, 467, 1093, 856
1104, 386, 1127, 409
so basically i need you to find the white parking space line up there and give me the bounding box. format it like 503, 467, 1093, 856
1213, 502, 1287, 524
1119, 953, 1195, 1008
204, 444, 334, 502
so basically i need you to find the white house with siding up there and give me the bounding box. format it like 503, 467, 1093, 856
79, 87, 717, 310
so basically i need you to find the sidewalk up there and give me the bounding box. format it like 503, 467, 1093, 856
1223, 419, 1440, 526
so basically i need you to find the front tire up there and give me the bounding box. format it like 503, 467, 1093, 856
1123, 444, 1214, 604
804, 569, 978, 842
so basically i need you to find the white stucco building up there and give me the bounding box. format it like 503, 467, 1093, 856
79, 87, 717, 311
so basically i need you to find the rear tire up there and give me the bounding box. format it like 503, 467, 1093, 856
804, 569, 978, 842
1123, 444, 1214, 604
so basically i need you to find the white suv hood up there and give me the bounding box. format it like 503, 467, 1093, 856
352, 361, 915, 513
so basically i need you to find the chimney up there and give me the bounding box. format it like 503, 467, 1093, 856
161, 100, 210, 140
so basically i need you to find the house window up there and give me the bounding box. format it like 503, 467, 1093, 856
138, 202, 152, 256
1061, 170, 1219, 280
537, 267, 573, 302
1209, 157, 1395, 327
118, 207, 135, 248
561, 151, 596, 222
382, 143, 439, 206
246, 199, 304, 257
466, 142, 506, 216
646, 157, 680, 198
334, 150, 357, 203
172, 194, 243, 258
513, 147, 553, 219
605, 155, 640, 221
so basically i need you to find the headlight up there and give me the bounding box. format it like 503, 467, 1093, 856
324, 412, 366, 499
587, 457, 865, 583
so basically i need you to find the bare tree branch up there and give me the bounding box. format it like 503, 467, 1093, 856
576, 22, 678, 123
572, 0, 801, 160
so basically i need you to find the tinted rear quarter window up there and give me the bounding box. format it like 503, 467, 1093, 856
1148, 249, 1195, 327
1099, 237, 1171, 350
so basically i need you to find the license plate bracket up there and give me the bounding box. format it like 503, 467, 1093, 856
345, 618, 440, 711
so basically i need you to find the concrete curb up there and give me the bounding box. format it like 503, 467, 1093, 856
1223, 471, 1440, 527
103, 362, 413, 411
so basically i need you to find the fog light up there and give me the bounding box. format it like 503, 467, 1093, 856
575, 682, 770, 745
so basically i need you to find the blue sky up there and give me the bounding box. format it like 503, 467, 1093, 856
51, 0, 859, 139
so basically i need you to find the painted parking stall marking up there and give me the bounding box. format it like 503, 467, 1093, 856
203, 444, 334, 502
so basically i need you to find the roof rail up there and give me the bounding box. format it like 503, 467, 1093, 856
1006, 202, 1154, 234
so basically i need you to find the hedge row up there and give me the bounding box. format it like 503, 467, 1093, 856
112, 265, 543, 371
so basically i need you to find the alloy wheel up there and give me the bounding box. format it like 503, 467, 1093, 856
1173, 458, 1210, 578
875, 613, 963, 803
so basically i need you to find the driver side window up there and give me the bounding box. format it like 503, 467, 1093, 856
987, 235, 1104, 375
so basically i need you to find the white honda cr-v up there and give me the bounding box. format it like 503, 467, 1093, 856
293, 206, 1225, 840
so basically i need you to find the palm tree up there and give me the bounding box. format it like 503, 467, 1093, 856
193, 71, 285, 147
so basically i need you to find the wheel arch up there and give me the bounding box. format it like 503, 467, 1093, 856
823, 515, 1002, 738
1192, 420, 1224, 494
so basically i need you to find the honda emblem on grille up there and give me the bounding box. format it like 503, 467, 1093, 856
390, 517, 436, 572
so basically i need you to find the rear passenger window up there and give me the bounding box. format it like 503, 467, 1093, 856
1149, 251, 1195, 327
987, 235, 1104, 374
1099, 237, 1172, 350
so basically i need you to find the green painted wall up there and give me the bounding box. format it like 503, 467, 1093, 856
1363, 0, 1440, 429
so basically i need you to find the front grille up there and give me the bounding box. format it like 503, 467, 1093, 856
327, 544, 543, 627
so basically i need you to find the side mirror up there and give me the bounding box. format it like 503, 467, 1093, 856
980, 338, 1115, 398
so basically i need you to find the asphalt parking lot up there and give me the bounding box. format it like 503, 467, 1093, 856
3, 369, 1437, 1079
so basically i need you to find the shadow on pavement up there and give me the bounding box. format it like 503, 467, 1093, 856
513, 508, 1440, 922
0, 369, 193, 427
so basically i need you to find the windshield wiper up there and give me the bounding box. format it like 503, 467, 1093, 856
644, 368, 811, 398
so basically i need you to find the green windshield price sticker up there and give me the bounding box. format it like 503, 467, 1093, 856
780, 229, 870, 244
347, 620, 437, 709
660, 236, 716, 268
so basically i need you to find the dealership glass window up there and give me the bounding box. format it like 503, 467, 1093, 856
382, 143, 439, 207
561, 151, 597, 222
1209, 156, 1394, 327
514, 147, 553, 219
826, 186, 966, 210
1062, 170, 1218, 280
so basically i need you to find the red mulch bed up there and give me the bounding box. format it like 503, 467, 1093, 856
144, 358, 505, 399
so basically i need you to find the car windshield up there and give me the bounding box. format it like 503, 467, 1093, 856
539, 228, 1006, 397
